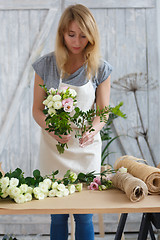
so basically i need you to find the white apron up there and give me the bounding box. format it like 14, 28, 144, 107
39, 78, 102, 178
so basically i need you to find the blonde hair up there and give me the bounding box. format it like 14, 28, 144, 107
55, 4, 101, 79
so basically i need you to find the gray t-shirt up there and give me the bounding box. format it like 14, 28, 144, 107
32, 51, 113, 90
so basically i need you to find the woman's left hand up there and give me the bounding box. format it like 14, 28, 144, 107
79, 130, 95, 148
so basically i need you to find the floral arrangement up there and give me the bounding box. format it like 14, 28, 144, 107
41, 85, 77, 153
0, 168, 82, 204
0, 167, 127, 204
40, 84, 126, 154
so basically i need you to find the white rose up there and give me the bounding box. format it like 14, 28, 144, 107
56, 191, 63, 198
34, 192, 45, 200
48, 108, 56, 115
52, 182, 58, 189
6, 186, 13, 196
14, 194, 26, 204
0, 177, 9, 189
10, 178, 19, 187
53, 101, 62, 109
69, 172, 77, 183
43, 99, 49, 106
57, 183, 66, 192
48, 101, 54, 108
68, 185, 75, 194
33, 187, 41, 195
27, 186, 33, 194
49, 88, 56, 94
43, 179, 52, 189
69, 89, 77, 97
52, 95, 61, 101
19, 184, 28, 193
47, 95, 53, 101
63, 189, 69, 197
1, 190, 9, 198
39, 182, 49, 193
48, 189, 57, 197
10, 187, 21, 198
24, 193, 32, 202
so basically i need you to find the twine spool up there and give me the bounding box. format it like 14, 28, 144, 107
112, 172, 148, 202
114, 155, 160, 194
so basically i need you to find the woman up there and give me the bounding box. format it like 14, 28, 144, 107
32, 4, 112, 240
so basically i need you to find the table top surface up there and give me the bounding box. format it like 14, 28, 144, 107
0, 188, 160, 215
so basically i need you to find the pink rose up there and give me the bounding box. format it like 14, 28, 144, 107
62, 98, 73, 106
88, 182, 99, 190
93, 176, 101, 185
64, 102, 74, 112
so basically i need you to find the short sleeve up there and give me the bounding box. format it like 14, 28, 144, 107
32, 56, 46, 80
95, 60, 113, 87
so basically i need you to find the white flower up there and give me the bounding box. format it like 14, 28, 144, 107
52, 95, 61, 101
39, 182, 49, 193
48, 189, 57, 197
43, 99, 49, 106
69, 172, 77, 183
10, 187, 21, 198
53, 101, 62, 109
0, 177, 9, 189
68, 185, 75, 194
43, 178, 52, 189
10, 178, 19, 187
64, 102, 74, 112
49, 88, 56, 94
55, 191, 63, 198
33, 187, 41, 195
57, 183, 66, 192
63, 189, 69, 197
101, 185, 107, 190
24, 193, 32, 202
14, 194, 26, 204
34, 192, 45, 200
52, 182, 58, 189
47, 95, 53, 101
27, 186, 33, 194
1, 190, 9, 198
118, 167, 127, 173
48, 101, 54, 108
75, 183, 83, 192
69, 88, 77, 97
48, 108, 56, 115
19, 184, 28, 193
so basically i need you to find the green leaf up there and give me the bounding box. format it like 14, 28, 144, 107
33, 169, 41, 178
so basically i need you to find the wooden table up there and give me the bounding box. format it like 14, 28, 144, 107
0, 188, 160, 239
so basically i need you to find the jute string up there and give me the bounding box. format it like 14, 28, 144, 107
112, 172, 148, 202
114, 155, 160, 194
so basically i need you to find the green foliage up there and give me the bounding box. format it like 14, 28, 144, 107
100, 103, 127, 166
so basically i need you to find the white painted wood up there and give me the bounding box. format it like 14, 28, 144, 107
0, 8, 58, 157
0, 0, 59, 9
65, 0, 156, 8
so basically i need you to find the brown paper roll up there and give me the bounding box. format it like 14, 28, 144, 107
114, 155, 160, 194
112, 172, 148, 202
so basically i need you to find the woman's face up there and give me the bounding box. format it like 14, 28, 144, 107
63, 21, 89, 56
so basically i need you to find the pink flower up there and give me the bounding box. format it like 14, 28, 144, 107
62, 98, 73, 106
93, 176, 101, 185
64, 102, 74, 112
88, 182, 99, 190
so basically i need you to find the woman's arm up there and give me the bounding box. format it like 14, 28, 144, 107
79, 75, 111, 147
32, 73, 71, 144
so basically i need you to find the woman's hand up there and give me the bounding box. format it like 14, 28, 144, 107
48, 131, 71, 144
79, 130, 95, 148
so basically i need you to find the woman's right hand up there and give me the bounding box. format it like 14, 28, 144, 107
48, 131, 71, 144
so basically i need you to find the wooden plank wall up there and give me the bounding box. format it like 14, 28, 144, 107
0, 0, 159, 236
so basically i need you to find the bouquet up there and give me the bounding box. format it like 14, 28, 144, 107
41, 85, 126, 154
41, 85, 77, 153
